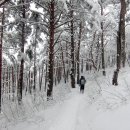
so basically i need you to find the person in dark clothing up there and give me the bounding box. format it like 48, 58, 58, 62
79, 76, 86, 93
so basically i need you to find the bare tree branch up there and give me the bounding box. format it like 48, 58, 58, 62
0, 0, 10, 7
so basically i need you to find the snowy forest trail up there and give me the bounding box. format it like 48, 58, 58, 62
48, 90, 90, 130
42, 87, 95, 130
5, 87, 93, 130
2, 78, 130, 130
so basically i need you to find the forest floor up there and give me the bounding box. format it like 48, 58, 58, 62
1, 67, 130, 130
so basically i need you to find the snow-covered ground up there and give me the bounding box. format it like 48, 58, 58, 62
1, 68, 130, 130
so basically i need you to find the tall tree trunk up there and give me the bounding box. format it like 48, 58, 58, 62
112, 0, 126, 85
60, 45, 66, 83
44, 61, 47, 91
39, 63, 44, 91
47, 0, 55, 99
12, 66, 15, 101
70, 6, 75, 88
39, 65, 43, 91
117, 30, 121, 71
95, 36, 100, 69
121, 0, 126, 67
18, 0, 25, 104
9, 67, 11, 100
77, 22, 82, 84
66, 43, 69, 82
100, 2, 106, 76
29, 71, 31, 94
81, 59, 83, 73
33, 26, 38, 92
33, 13, 39, 93
0, 7, 4, 112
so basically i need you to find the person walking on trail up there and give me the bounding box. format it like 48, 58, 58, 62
79, 76, 86, 93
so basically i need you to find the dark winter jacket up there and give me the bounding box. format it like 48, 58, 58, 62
79, 76, 86, 86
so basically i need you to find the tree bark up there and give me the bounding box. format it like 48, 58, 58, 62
0, 7, 4, 112
95, 36, 100, 69
47, 0, 55, 99
18, 0, 25, 104
112, 0, 126, 85
33, 26, 38, 92
39, 64, 44, 91
70, 7, 75, 88
77, 22, 82, 84
66, 43, 69, 82
81, 59, 83, 73
60, 45, 66, 83
120, 0, 126, 67
100, 1, 106, 76
44, 61, 47, 91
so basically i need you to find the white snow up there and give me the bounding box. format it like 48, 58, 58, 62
1, 68, 130, 130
